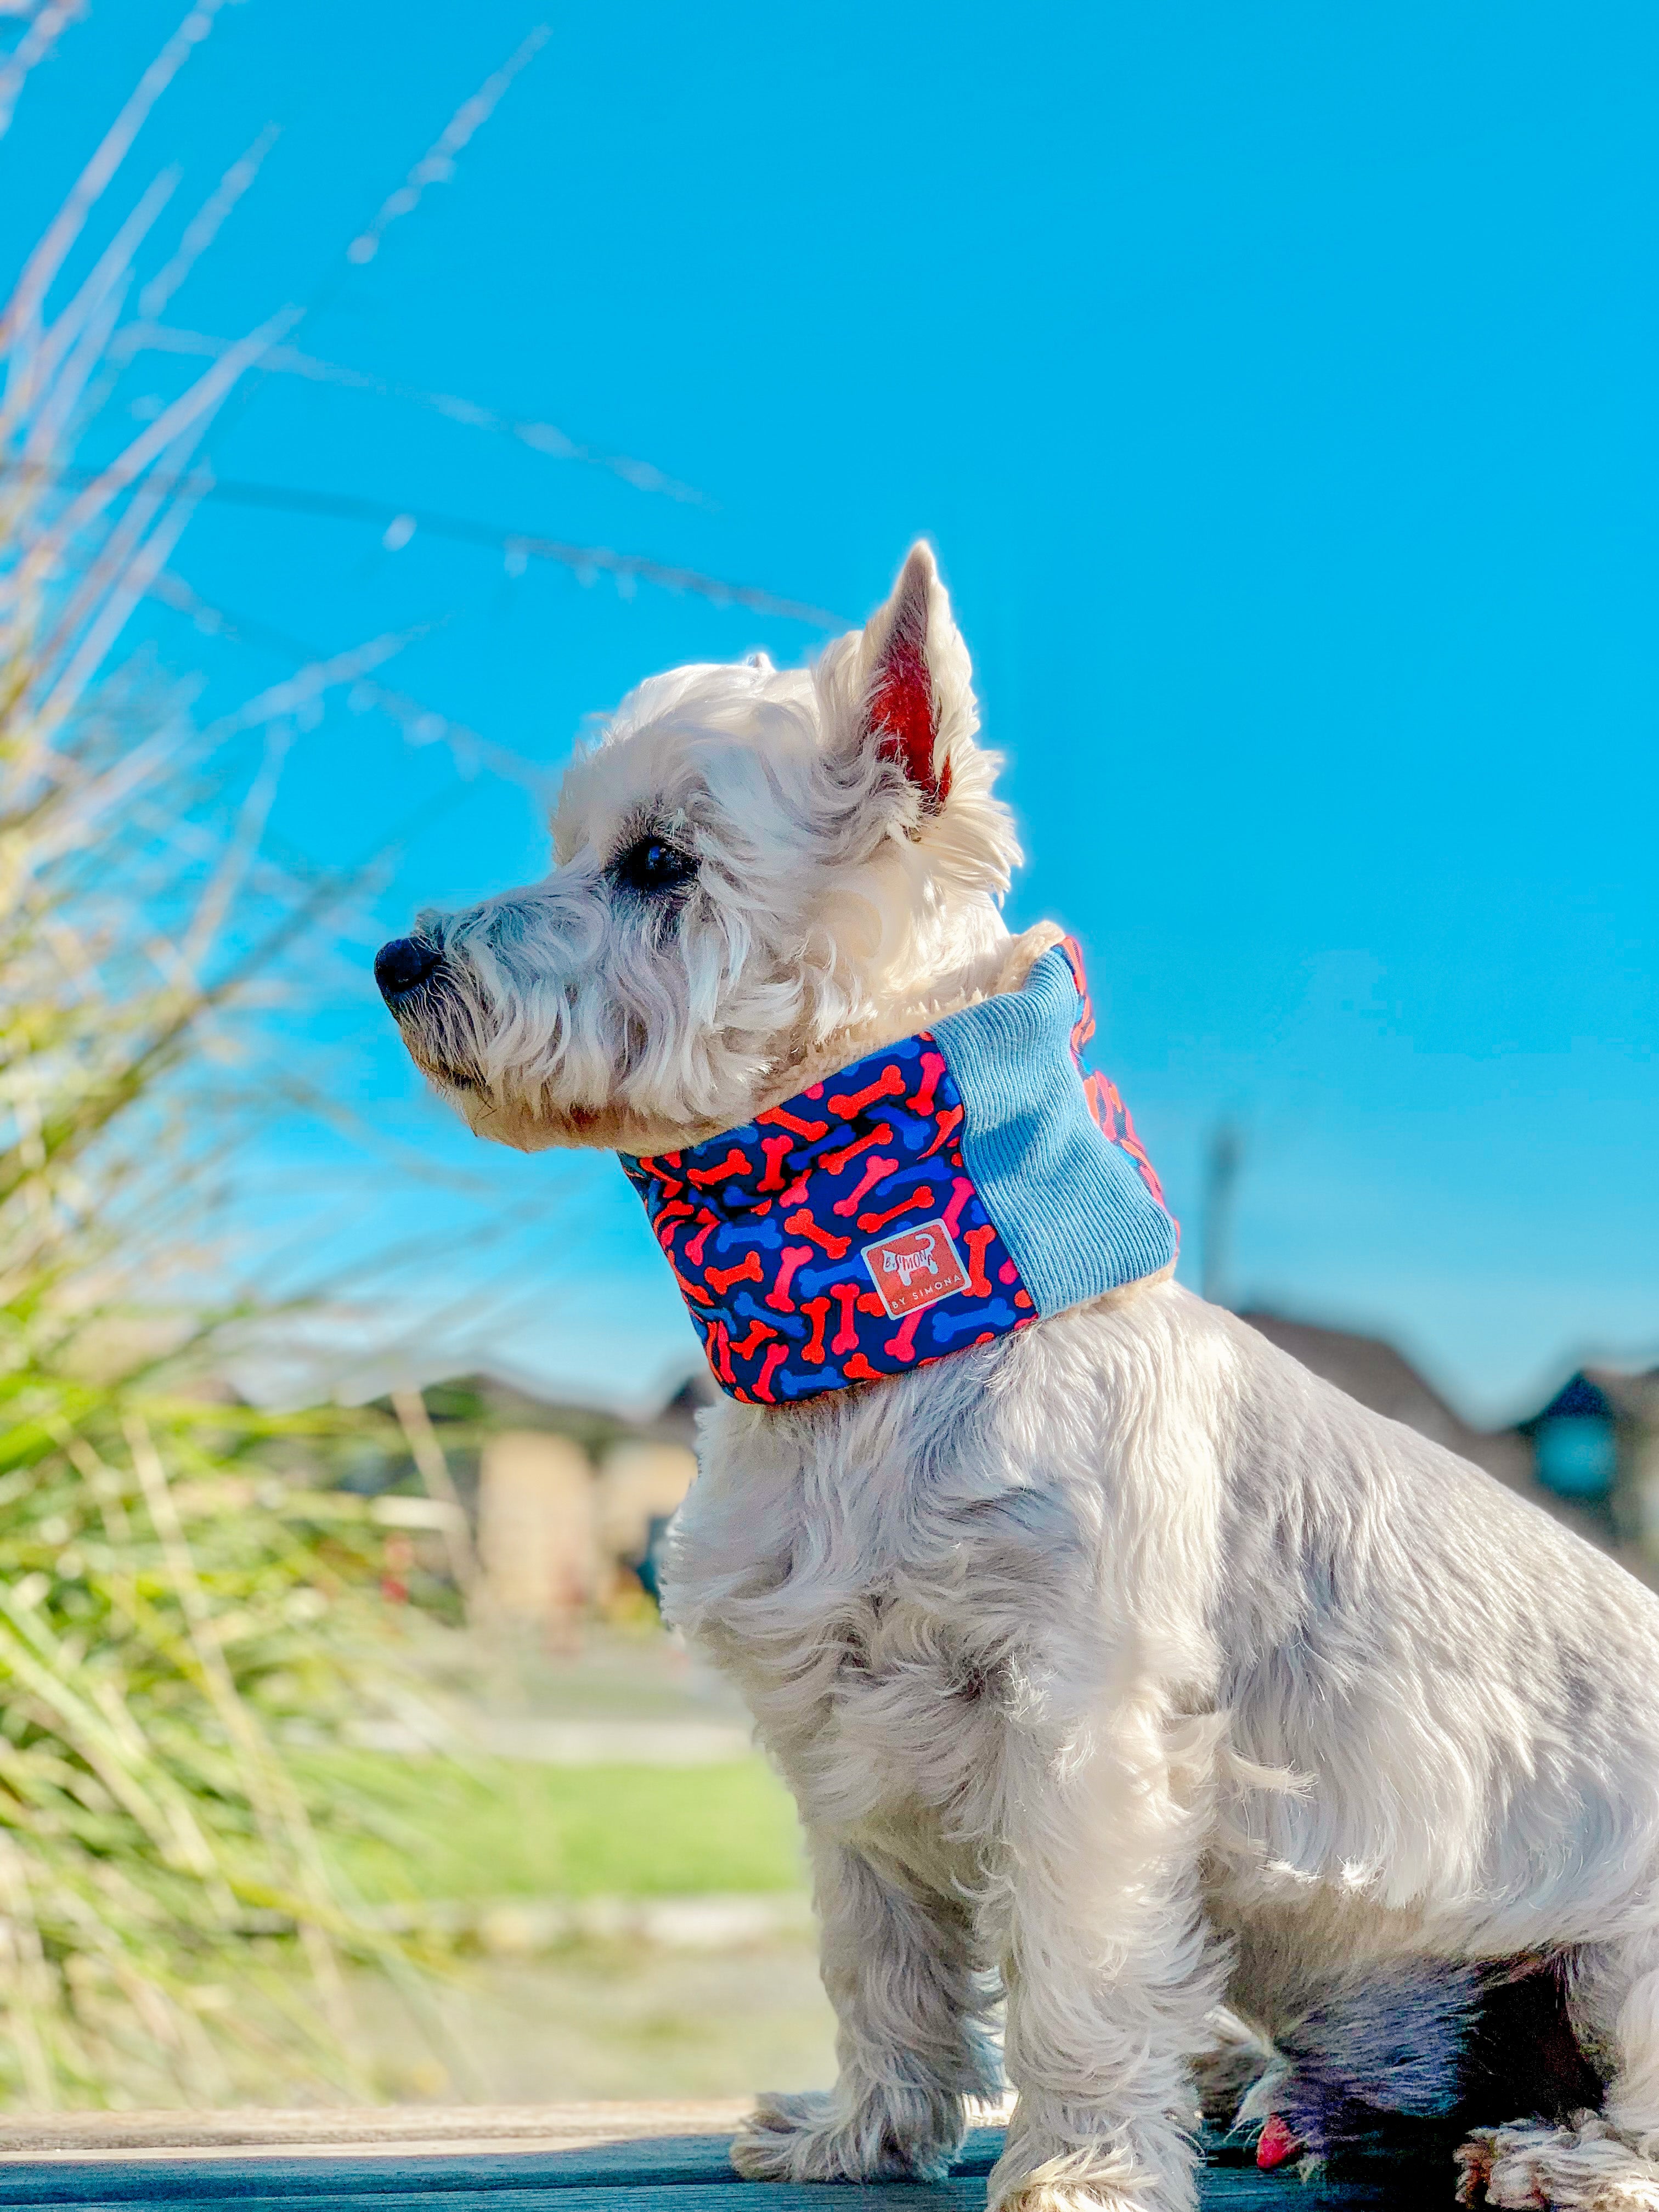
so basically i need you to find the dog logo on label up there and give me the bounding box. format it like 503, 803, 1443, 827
863, 1218, 971, 1318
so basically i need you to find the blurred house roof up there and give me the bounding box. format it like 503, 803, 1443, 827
419, 1364, 713, 1455
1517, 1365, 1659, 1432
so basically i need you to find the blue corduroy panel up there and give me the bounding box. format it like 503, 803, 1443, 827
933, 947, 1177, 1317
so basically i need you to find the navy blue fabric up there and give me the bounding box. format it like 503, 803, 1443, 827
622, 940, 1177, 1400
620, 1030, 1030, 1403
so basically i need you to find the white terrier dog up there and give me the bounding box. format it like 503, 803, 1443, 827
377, 546, 1659, 2212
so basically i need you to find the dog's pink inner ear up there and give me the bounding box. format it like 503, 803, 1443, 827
865, 577, 951, 811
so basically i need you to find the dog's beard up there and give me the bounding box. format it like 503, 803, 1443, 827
393, 968, 486, 1094
393, 954, 761, 1154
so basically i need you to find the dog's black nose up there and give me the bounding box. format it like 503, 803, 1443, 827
374, 935, 441, 1005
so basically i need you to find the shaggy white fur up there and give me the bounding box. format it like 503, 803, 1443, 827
381, 545, 1659, 2212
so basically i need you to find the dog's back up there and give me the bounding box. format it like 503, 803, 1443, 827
1202, 1290, 1659, 1957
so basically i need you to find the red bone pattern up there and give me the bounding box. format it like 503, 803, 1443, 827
757, 1134, 796, 1191
787, 1209, 850, 1259
621, 952, 1172, 1403
687, 1147, 753, 1188
766, 1245, 814, 1312
919, 1103, 963, 1159
752, 1341, 790, 1401
801, 1297, 831, 1363
906, 1049, 946, 1117
708, 1321, 733, 1386
829, 1282, 864, 1355
833, 1155, 898, 1218
822, 1122, 891, 1176
827, 1063, 905, 1119
857, 1187, 934, 1234
759, 1103, 828, 1141
1060, 935, 1167, 1207
941, 1176, 975, 1237
669, 1259, 712, 1308
623, 1034, 1031, 1401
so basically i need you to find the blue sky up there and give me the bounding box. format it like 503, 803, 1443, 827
5, 0, 1655, 1422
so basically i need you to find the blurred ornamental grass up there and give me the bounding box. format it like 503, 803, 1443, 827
0, 4, 448, 2107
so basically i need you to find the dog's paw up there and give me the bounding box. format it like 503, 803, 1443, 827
989, 2133, 1195, 2212
730, 2091, 956, 2185
1455, 2129, 1498, 2207
1457, 2114, 1659, 2211
995, 2191, 1146, 2212
992, 2182, 1187, 2212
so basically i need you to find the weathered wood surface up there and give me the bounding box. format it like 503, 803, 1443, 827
0, 2104, 1427, 2208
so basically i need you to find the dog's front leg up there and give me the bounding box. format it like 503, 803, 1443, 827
732, 1834, 1001, 2183
986, 1722, 1220, 2212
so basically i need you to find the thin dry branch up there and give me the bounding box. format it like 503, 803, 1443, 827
138, 123, 280, 321
0, 0, 229, 368
120, 319, 712, 507
0, 3, 83, 149
346, 25, 550, 267
12, 305, 298, 603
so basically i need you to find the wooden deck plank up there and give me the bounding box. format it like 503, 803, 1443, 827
0, 2176, 1408, 2210
0, 2143, 753, 2191
0, 2109, 1428, 2207
0, 2190, 987, 2212
0, 2133, 1006, 2186
0, 2109, 759, 2163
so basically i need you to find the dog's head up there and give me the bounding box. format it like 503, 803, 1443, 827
375, 544, 1019, 1154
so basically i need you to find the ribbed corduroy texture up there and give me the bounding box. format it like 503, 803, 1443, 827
934, 947, 1177, 1316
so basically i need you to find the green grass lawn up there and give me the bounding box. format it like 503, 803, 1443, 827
307, 1752, 808, 1904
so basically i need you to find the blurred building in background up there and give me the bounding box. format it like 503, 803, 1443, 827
1516, 1368, 1659, 1557
477, 1429, 597, 1649
381, 1370, 707, 1644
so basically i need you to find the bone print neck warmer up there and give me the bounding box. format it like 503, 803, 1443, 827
620, 938, 1177, 1406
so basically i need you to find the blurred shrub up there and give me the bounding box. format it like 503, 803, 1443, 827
0, 608, 445, 2107
0, 18, 442, 2107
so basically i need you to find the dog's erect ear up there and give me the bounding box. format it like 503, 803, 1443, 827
855, 542, 973, 814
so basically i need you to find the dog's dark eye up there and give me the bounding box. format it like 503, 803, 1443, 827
612, 834, 697, 897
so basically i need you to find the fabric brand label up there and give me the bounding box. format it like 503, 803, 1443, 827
862, 1217, 970, 1317
619, 937, 1176, 1402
